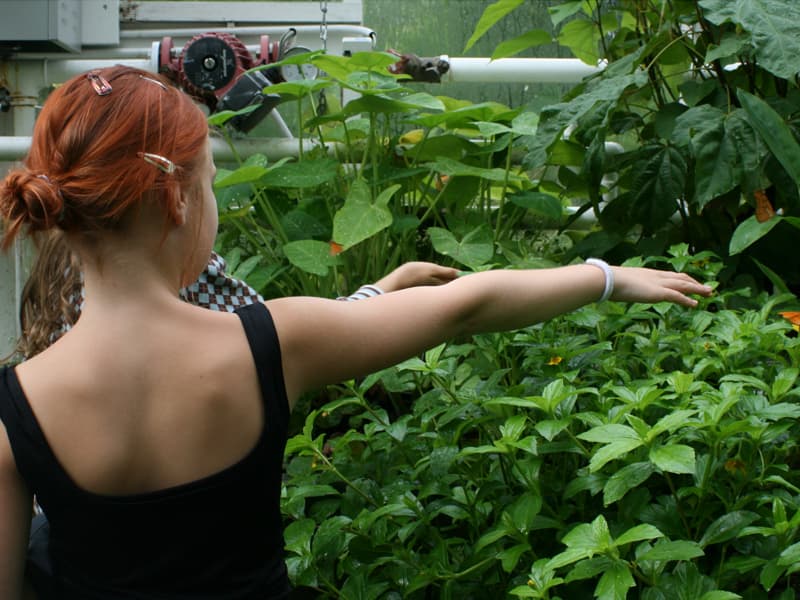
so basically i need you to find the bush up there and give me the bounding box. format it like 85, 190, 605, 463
281, 248, 800, 598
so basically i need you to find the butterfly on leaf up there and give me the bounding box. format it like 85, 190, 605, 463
754, 189, 776, 223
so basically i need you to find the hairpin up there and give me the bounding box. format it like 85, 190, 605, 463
138, 152, 176, 174
87, 72, 112, 96
138, 74, 168, 90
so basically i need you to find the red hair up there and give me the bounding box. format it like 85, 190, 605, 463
0, 66, 208, 249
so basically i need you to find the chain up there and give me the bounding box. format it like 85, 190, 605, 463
319, 0, 329, 53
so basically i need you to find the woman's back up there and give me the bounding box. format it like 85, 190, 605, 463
16, 303, 264, 496
4, 302, 292, 599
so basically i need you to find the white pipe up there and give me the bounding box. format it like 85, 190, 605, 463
120, 25, 375, 40
443, 57, 600, 84
0, 136, 338, 162
0, 137, 32, 161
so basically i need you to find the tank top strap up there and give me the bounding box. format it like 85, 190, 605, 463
234, 303, 290, 433
0, 367, 73, 494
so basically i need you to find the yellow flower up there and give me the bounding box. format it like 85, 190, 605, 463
547, 356, 563, 366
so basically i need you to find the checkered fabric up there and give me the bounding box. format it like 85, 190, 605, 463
180, 252, 264, 311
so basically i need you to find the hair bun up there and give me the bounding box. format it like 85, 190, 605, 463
0, 170, 65, 244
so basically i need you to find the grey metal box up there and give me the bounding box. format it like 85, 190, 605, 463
0, 0, 82, 53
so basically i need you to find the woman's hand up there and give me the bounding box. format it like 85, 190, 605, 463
610, 266, 713, 307
374, 261, 459, 293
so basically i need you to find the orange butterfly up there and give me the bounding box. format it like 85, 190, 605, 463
754, 189, 775, 223
329, 241, 344, 256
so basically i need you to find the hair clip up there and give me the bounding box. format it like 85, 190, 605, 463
87, 72, 112, 96
138, 74, 168, 90
138, 152, 176, 175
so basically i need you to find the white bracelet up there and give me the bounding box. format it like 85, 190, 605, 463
585, 258, 614, 302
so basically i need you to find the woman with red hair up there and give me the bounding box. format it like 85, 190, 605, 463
0, 65, 712, 599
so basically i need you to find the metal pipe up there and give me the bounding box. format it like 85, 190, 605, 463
0, 135, 338, 162
120, 25, 375, 40
443, 57, 600, 84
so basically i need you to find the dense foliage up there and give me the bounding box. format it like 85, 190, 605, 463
468, 0, 800, 290
282, 249, 800, 599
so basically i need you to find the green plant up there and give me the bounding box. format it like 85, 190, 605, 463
279, 247, 800, 598
212, 50, 566, 299
467, 0, 800, 289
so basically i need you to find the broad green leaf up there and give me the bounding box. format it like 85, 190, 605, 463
692, 120, 740, 209
778, 541, 800, 569
535, 419, 571, 442
759, 557, 784, 591
672, 105, 726, 148
729, 215, 781, 255
615, 524, 663, 547
428, 226, 494, 269
595, 561, 635, 600
475, 525, 514, 552
332, 181, 397, 249
629, 145, 686, 231
511, 112, 540, 136
700, 511, 759, 547
427, 156, 525, 184
648, 409, 696, 441
410, 102, 512, 129
264, 79, 330, 97
649, 444, 696, 475
549, 0, 584, 26
312, 516, 353, 562
588, 438, 644, 472
566, 556, 614, 583
499, 543, 532, 573
578, 424, 640, 444
343, 92, 444, 116
701, 0, 800, 79
492, 29, 552, 60
347, 51, 401, 71
284, 518, 316, 555
558, 18, 600, 65
475, 122, 512, 137
638, 540, 705, 562
706, 31, 752, 63
737, 89, 800, 184
282, 240, 339, 276
603, 461, 654, 506
214, 165, 269, 188
772, 368, 799, 400
464, 0, 525, 52
508, 492, 542, 533
527, 64, 647, 168
260, 158, 339, 188
509, 191, 563, 221
207, 103, 260, 126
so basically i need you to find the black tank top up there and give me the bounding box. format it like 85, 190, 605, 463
0, 303, 291, 599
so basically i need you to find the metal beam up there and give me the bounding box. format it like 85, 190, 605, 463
121, 1, 363, 24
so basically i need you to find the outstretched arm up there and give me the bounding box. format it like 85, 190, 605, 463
268, 263, 712, 406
